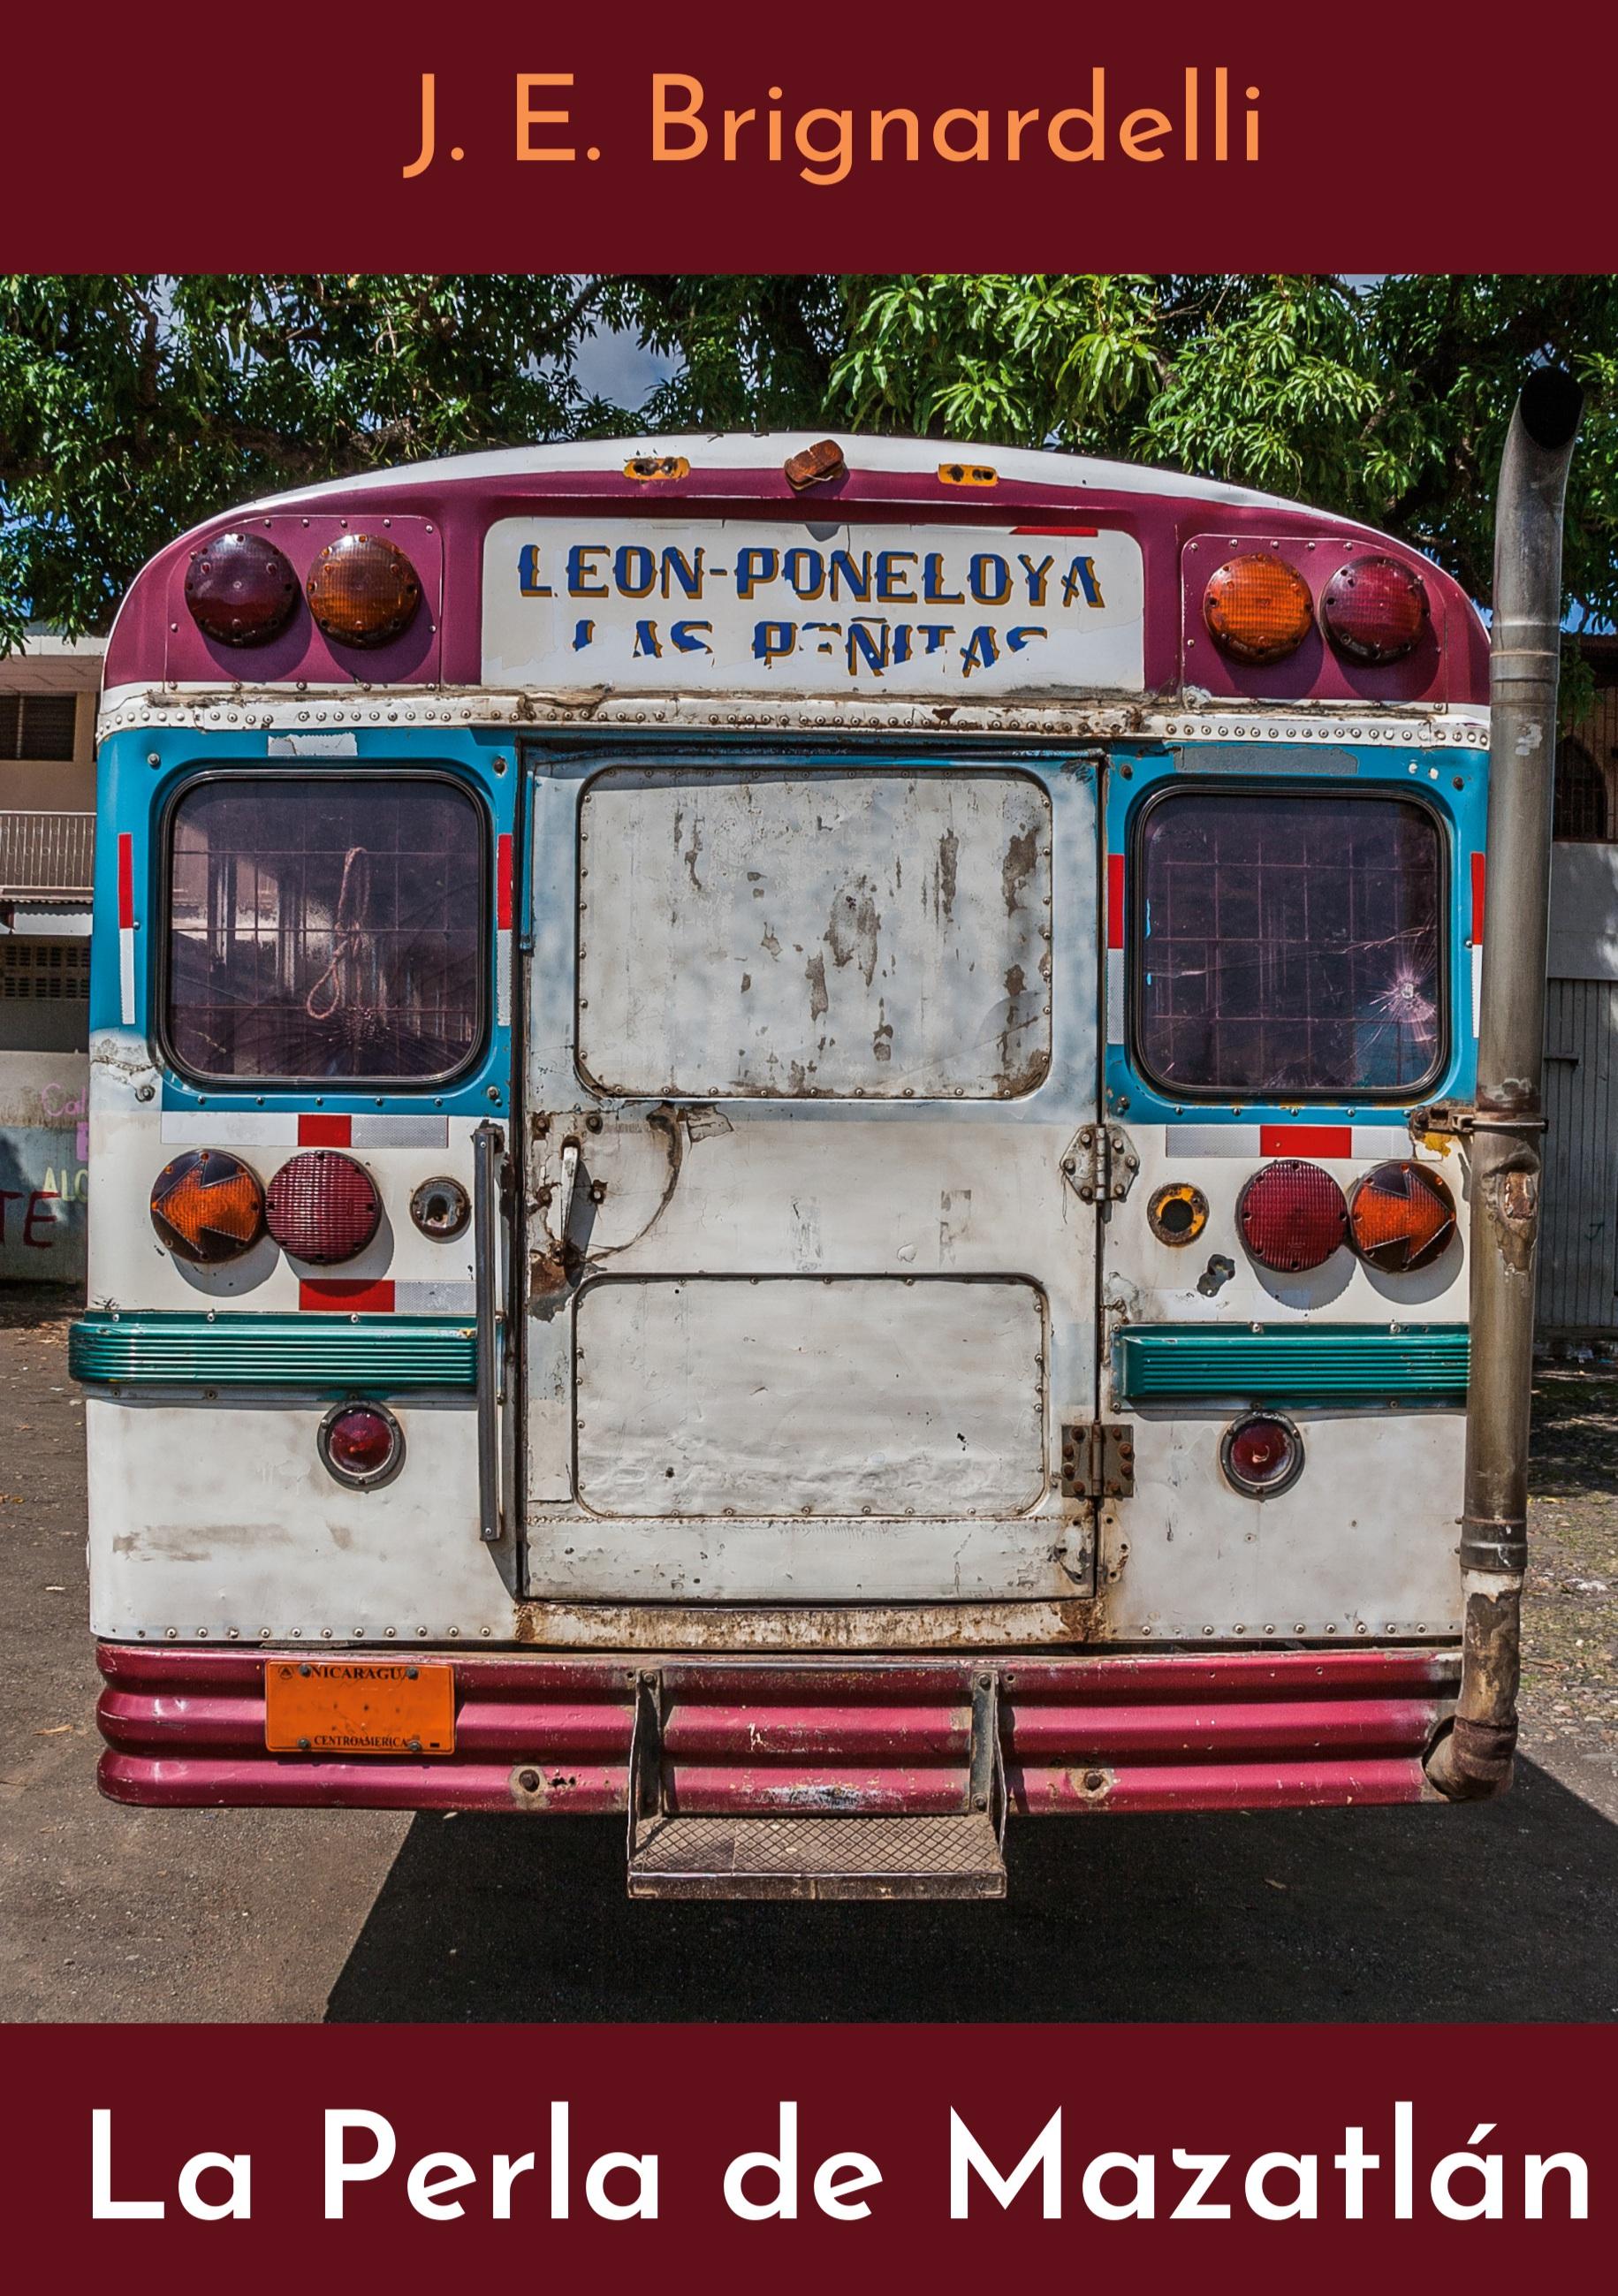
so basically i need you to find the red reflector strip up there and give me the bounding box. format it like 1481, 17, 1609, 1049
300, 1279, 395, 1313
1260, 1124, 1352, 1158
298, 1114, 353, 1147
117, 832, 135, 928
1012, 524, 1099, 536
1107, 854, 1125, 949
1470, 852, 1486, 942
497, 833, 513, 931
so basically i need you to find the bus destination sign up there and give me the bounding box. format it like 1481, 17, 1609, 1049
482, 518, 1145, 695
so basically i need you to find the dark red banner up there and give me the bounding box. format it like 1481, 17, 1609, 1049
4, 2023, 1609, 2292
8, 0, 1616, 270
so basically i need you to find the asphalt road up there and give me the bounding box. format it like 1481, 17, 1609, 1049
4, 1284, 1615, 2025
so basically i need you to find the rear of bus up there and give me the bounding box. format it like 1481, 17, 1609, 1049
76, 433, 1498, 1898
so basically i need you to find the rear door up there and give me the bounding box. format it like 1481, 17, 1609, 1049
520, 750, 1101, 1608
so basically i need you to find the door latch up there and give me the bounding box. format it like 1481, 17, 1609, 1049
1060, 1421, 1136, 1500
1062, 1123, 1140, 1204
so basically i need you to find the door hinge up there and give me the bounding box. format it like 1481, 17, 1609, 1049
1060, 1421, 1135, 1500
1062, 1122, 1140, 1205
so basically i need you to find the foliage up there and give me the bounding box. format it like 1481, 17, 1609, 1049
3, 273, 1614, 658
824, 274, 1618, 640
0, 274, 606, 648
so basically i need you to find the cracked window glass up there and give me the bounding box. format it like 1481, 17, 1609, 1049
1136, 790, 1443, 1097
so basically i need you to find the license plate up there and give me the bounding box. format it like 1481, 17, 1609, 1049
265, 1660, 454, 1755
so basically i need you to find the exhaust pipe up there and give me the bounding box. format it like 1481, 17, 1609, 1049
1426, 366, 1583, 1802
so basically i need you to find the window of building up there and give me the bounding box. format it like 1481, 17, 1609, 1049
0, 694, 80, 761
1135, 788, 1445, 1099
164, 775, 485, 1085
0, 938, 91, 999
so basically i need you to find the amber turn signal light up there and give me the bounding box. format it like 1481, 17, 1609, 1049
784, 439, 846, 490
1348, 1159, 1456, 1272
306, 533, 422, 649
150, 1149, 266, 1265
1204, 554, 1314, 665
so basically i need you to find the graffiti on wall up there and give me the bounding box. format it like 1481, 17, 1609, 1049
0, 1057, 88, 1281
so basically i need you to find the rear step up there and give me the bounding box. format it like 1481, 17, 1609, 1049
628, 1812, 1006, 1901
625, 1670, 1007, 1902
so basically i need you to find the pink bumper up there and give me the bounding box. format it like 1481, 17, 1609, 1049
95, 1645, 1457, 1815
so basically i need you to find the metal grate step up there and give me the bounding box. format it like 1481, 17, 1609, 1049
627, 1811, 1007, 1901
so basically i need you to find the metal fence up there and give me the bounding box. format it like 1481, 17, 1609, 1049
1539, 976, 1618, 1335
0, 810, 95, 900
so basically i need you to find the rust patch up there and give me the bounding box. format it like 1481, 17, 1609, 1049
935, 827, 960, 922
509, 1762, 583, 1809
1001, 823, 1040, 916
825, 876, 881, 985
994, 959, 1049, 1095
510, 1599, 1103, 1653
1425, 1585, 1521, 1800
1481, 1152, 1541, 1273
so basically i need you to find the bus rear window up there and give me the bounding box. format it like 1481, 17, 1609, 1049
164, 776, 483, 1084
1135, 789, 1443, 1099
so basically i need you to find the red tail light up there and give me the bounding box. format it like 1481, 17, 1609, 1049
1221, 1411, 1304, 1499
184, 532, 300, 647
306, 533, 422, 648
264, 1151, 382, 1265
149, 1149, 266, 1264
318, 1402, 405, 1490
1348, 1159, 1456, 1271
1321, 556, 1430, 665
1237, 1160, 1349, 1272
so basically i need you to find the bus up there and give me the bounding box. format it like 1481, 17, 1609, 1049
74, 384, 1580, 1899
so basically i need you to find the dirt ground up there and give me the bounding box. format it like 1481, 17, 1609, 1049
2, 1281, 1614, 2024
1519, 1367, 1618, 1757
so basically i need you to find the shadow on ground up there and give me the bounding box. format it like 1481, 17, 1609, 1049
1531, 1372, 1618, 1498
327, 1756, 1617, 2023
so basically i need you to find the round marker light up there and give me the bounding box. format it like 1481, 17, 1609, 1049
149, 1148, 266, 1265
1321, 556, 1430, 665
1147, 1181, 1210, 1245
410, 1175, 471, 1240
1220, 1411, 1304, 1500
1203, 554, 1314, 665
1348, 1159, 1457, 1272
184, 531, 300, 647
318, 1401, 405, 1491
306, 533, 422, 649
1237, 1159, 1349, 1273
264, 1150, 382, 1265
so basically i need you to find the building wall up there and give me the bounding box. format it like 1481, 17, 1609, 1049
1539, 644, 1618, 1336
1, 650, 101, 1285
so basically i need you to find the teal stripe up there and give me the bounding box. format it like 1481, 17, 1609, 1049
70, 1312, 476, 1391
1113, 1323, 1469, 1404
